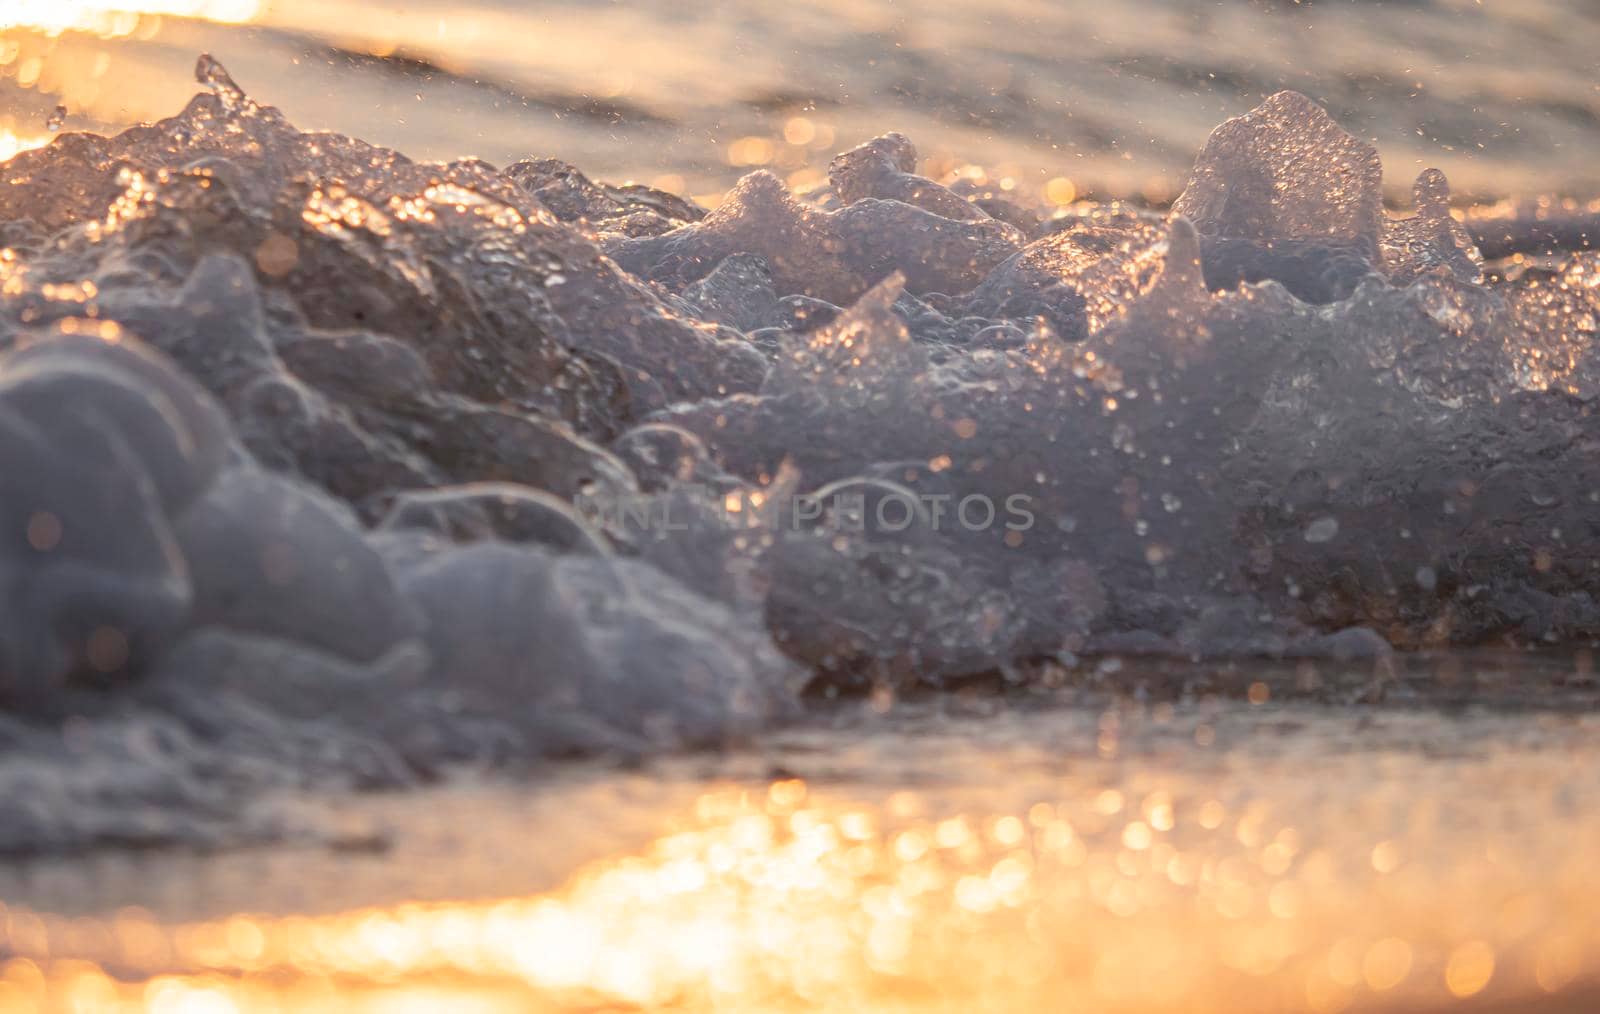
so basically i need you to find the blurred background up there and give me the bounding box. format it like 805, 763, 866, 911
3, 0, 1599, 209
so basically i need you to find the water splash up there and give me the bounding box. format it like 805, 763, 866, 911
0, 62, 1598, 859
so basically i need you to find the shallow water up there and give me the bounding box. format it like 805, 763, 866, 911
4, 3, 1600, 1012
6, 662, 1600, 1012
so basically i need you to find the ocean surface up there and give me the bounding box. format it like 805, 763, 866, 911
3, 2, 1600, 1012
5, 0, 1600, 201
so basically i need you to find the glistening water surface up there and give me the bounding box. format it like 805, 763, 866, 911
5, 0, 1600, 198
7, 667, 1600, 1012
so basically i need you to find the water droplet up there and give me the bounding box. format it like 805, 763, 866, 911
1304, 516, 1340, 543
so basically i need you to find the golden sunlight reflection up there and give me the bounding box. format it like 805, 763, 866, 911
0, 128, 50, 162
0, 1, 259, 39
3, 772, 1600, 1013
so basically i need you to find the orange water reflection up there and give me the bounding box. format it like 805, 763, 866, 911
3, 762, 1598, 1013
0, 128, 50, 162
0, 2, 258, 39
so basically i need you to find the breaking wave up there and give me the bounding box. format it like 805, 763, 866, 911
1, 58, 1597, 852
